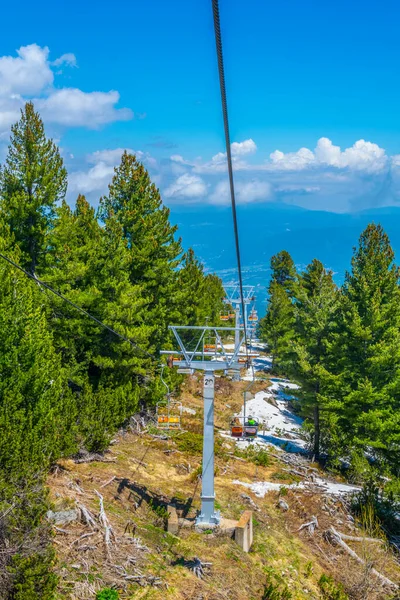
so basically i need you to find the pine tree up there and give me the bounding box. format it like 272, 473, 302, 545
259, 281, 295, 372
44, 196, 102, 380
0, 250, 76, 475
98, 152, 182, 353
259, 250, 298, 371
291, 259, 338, 459
0, 244, 75, 599
0, 102, 67, 274
270, 250, 298, 298
335, 224, 400, 465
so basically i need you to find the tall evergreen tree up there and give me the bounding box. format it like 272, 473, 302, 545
259, 281, 296, 371
259, 250, 298, 370
0, 243, 75, 599
98, 152, 182, 353
291, 259, 338, 459
270, 250, 298, 298
335, 224, 400, 465
44, 196, 102, 379
0, 102, 67, 274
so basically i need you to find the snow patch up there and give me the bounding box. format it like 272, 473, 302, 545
233, 478, 360, 498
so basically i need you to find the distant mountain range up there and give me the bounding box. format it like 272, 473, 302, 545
169, 203, 400, 315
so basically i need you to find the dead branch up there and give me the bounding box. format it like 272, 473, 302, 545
298, 515, 318, 535
76, 503, 97, 530
54, 526, 71, 535
324, 527, 398, 589
94, 489, 115, 554
67, 481, 85, 495
100, 475, 116, 489
68, 532, 97, 549
181, 557, 212, 579
131, 537, 149, 552
338, 531, 384, 544
74, 453, 116, 464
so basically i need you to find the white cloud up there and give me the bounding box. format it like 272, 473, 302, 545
210, 179, 272, 205
0, 44, 53, 96
37, 89, 132, 128
88, 148, 131, 165
164, 173, 207, 199
268, 137, 388, 174
0, 44, 133, 135
270, 147, 314, 171
69, 161, 114, 195
51, 53, 77, 68
67, 136, 400, 213
231, 138, 257, 156
192, 139, 258, 174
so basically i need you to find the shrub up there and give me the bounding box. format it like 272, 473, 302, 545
96, 588, 119, 600
262, 567, 292, 600
235, 446, 271, 467
318, 574, 348, 600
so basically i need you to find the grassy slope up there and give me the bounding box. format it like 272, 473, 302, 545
48, 374, 400, 600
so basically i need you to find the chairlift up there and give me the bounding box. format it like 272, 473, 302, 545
230, 364, 258, 438
156, 400, 182, 429
156, 365, 183, 430
248, 309, 258, 322
229, 415, 259, 438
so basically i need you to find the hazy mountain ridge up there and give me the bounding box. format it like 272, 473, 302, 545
170, 204, 400, 310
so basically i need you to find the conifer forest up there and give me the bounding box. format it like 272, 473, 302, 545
0, 103, 400, 599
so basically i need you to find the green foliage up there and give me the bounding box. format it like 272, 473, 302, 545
0, 102, 67, 274
259, 281, 296, 372
262, 567, 292, 599
269, 250, 298, 298
290, 259, 339, 458
0, 105, 225, 599
95, 588, 119, 600
235, 445, 271, 467
351, 474, 400, 536
261, 225, 400, 474
333, 224, 400, 469
98, 151, 182, 353
318, 574, 348, 600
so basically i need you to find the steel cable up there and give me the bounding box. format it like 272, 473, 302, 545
211, 0, 250, 364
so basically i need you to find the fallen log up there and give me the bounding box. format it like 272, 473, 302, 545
324, 527, 398, 589
338, 531, 384, 544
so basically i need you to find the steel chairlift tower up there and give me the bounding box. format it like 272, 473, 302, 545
223, 284, 256, 379
161, 325, 254, 527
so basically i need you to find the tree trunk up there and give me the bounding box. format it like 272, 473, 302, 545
313, 404, 320, 460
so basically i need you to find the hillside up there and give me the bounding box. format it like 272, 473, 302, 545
47, 361, 400, 600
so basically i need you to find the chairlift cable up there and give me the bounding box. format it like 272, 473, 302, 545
211, 0, 250, 364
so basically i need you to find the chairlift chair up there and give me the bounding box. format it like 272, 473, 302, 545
156, 400, 183, 429
243, 417, 259, 438
230, 416, 244, 438
248, 309, 258, 323
157, 363, 183, 430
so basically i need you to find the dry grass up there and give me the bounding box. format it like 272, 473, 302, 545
47, 373, 400, 599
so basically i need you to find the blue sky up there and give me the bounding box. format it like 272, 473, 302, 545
1, 0, 400, 213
